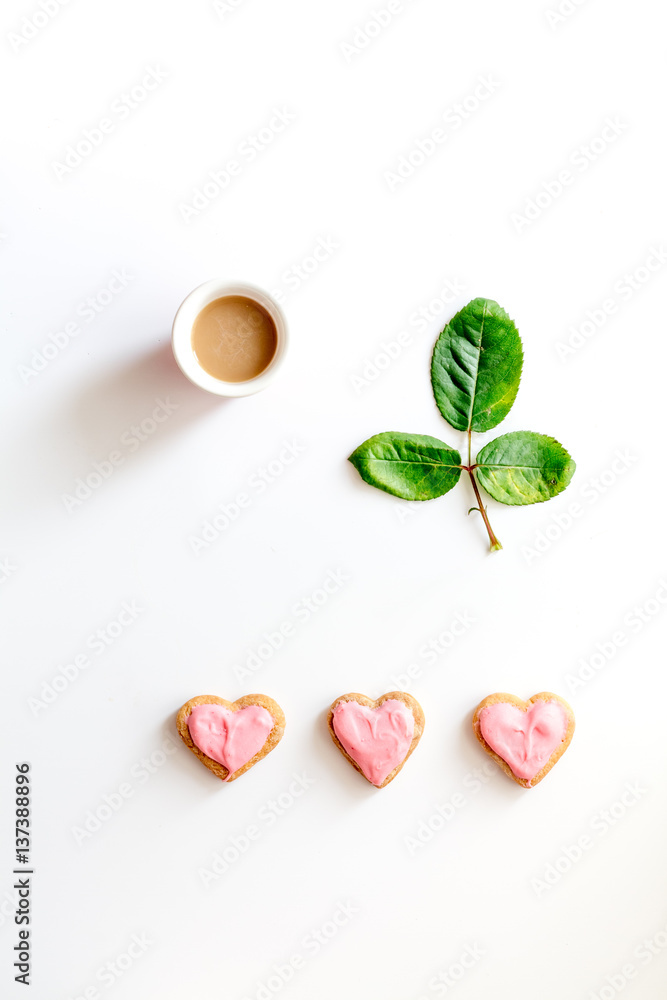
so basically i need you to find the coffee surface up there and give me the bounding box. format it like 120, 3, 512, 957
191, 295, 277, 382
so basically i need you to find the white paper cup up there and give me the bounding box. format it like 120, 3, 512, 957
171, 280, 288, 397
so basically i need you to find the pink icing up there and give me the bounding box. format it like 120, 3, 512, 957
188, 703, 274, 780
332, 699, 415, 787
479, 699, 568, 786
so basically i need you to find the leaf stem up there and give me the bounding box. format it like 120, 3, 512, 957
467, 430, 502, 552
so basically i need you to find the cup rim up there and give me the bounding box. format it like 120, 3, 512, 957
171, 279, 288, 397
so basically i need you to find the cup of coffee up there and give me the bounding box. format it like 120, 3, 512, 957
172, 280, 288, 396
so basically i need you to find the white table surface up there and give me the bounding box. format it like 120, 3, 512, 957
3, 1, 667, 998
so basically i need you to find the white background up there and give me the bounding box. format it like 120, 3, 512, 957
2, 1, 667, 998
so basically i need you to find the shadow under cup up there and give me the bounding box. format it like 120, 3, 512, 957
171, 280, 289, 397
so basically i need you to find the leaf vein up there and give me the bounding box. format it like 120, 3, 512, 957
466, 300, 486, 432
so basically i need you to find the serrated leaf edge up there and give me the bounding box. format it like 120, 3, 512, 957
474, 431, 576, 506
430, 297, 524, 433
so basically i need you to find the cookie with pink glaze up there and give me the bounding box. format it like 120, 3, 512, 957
472, 691, 575, 788
327, 691, 425, 788
177, 694, 285, 782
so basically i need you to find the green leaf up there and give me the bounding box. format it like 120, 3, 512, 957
475, 431, 575, 506
431, 298, 523, 433
349, 432, 462, 501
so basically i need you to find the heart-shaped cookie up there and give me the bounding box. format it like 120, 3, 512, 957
327, 691, 425, 787
177, 694, 285, 782
472, 692, 575, 788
